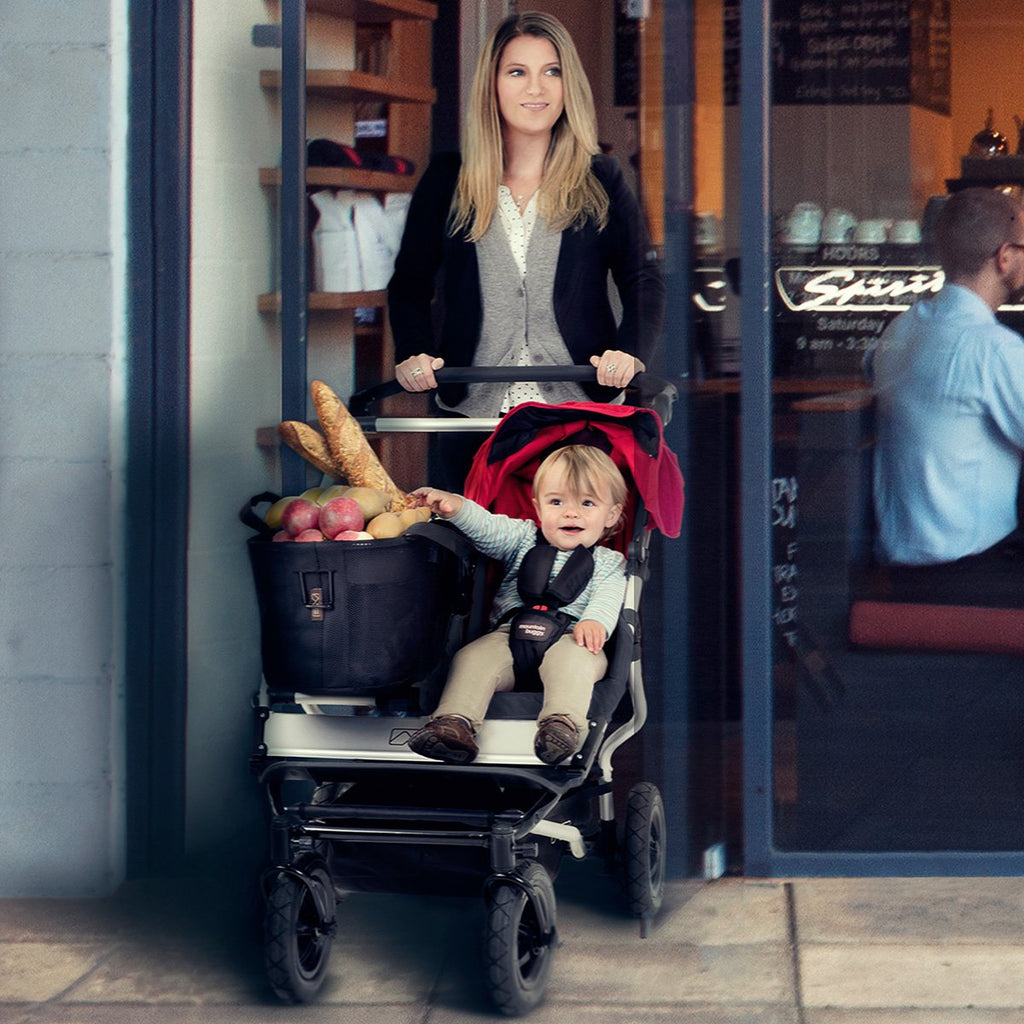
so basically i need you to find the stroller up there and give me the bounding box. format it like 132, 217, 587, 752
245, 367, 683, 1016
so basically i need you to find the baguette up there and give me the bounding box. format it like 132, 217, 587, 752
310, 379, 408, 511
277, 420, 340, 479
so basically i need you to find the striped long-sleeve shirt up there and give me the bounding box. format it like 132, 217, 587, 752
451, 499, 627, 636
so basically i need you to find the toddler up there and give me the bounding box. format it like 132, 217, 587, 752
407, 445, 628, 765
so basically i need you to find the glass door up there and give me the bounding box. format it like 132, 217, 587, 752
740, 0, 1024, 874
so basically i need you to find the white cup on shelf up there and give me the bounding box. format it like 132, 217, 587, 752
782, 202, 823, 245
889, 219, 922, 244
821, 208, 857, 243
853, 219, 890, 244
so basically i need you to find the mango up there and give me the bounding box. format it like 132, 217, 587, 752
318, 484, 351, 504
264, 495, 299, 529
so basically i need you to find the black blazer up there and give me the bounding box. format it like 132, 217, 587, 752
387, 152, 664, 406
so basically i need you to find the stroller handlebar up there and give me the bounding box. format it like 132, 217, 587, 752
348, 367, 678, 425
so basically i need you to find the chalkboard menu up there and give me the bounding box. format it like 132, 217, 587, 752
909, 0, 950, 115
724, 0, 949, 112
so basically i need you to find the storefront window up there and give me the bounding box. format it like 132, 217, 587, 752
762, 0, 1024, 856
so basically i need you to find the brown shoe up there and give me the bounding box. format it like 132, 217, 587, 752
534, 715, 579, 765
408, 715, 478, 764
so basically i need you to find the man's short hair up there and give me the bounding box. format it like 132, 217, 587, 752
935, 187, 1024, 279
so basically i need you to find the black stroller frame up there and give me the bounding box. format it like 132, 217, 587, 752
250, 367, 678, 1016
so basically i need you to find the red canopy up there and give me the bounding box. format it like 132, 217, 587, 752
463, 401, 684, 551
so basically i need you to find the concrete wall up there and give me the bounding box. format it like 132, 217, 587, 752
0, 0, 290, 893
186, 1, 281, 856
0, 0, 126, 895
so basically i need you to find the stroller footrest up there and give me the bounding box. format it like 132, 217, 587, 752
300, 823, 492, 848
294, 803, 495, 827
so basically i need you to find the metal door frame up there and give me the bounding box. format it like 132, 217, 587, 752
124, 0, 192, 875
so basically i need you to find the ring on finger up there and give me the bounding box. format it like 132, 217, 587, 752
606, 362, 617, 373
410, 367, 424, 377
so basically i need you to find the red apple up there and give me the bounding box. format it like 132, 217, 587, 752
295, 528, 326, 542
318, 496, 364, 539
333, 530, 373, 541
280, 497, 320, 537
272, 530, 291, 542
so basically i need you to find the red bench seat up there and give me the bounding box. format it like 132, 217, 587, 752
849, 599, 1024, 654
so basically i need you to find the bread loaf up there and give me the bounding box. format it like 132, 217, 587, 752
277, 420, 340, 479
310, 379, 408, 511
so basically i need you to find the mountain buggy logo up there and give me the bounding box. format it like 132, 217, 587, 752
389, 728, 417, 746
517, 623, 548, 639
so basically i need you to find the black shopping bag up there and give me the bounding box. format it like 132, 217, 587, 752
246, 517, 472, 696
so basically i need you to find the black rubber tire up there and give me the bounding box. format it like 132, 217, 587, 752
483, 861, 557, 1016
624, 781, 667, 920
263, 864, 335, 1003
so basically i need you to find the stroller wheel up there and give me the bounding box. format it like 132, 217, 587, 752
483, 860, 557, 1016
624, 781, 667, 923
263, 861, 335, 1003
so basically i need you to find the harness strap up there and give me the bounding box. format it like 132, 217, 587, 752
508, 533, 595, 689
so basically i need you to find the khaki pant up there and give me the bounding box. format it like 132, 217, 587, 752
432, 623, 606, 738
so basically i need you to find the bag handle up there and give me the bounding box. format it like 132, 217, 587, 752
403, 517, 476, 560
239, 492, 281, 538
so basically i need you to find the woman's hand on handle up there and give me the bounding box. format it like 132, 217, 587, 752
590, 351, 644, 390
396, 354, 445, 392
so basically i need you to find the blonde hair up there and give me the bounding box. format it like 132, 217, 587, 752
451, 11, 610, 242
533, 445, 628, 537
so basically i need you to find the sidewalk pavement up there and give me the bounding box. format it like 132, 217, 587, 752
3, 863, 1024, 1023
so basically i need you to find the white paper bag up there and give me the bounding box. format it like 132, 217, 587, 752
351, 195, 396, 291
383, 192, 412, 255
310, 190, 361, 293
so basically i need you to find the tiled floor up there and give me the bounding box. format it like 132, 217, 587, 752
3, 866, 1024, 1022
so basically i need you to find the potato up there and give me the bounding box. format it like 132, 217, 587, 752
366, 511, 405, 539
398, 506, 431, 529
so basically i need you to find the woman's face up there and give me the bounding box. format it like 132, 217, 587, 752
495, 34, 564, 144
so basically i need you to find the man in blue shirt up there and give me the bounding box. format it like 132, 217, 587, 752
868, 187, 1024, 604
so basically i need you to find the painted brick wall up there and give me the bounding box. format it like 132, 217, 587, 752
0, 0, 125, 895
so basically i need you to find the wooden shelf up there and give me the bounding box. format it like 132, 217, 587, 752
260, 68, 435, 105
258, 290, 386, 313
259, 166, 417, 192
305, 0, 437, 21
261, 6, 433, 493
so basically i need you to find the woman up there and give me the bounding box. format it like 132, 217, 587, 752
387, 11, 663, 453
